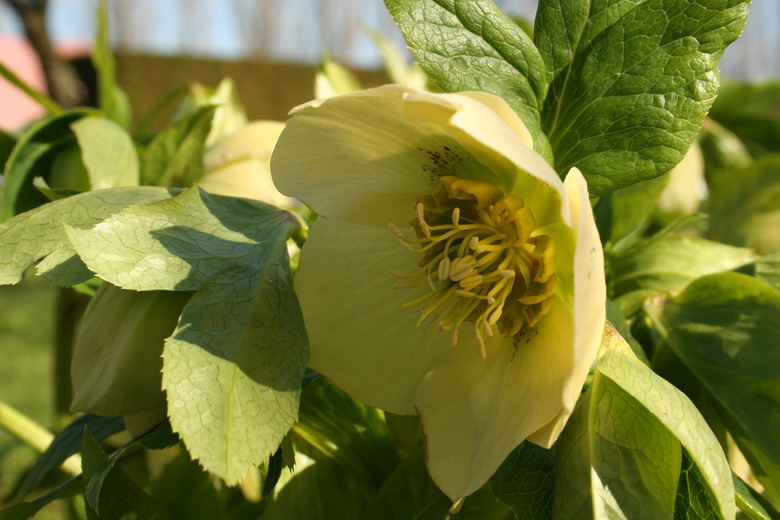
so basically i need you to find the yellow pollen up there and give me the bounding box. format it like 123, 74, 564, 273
389, 176, 557, 356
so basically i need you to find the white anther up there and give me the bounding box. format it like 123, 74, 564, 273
459, 274, 483, 290
488, 307, 503, 325
500, 270, 516, 278
388, 223, 404, 238
397, 239, 415, 252
469, 236, 480, 250
437, 257, 451, 281
450, 329, 458, 347
420, 220, 431, 238
452, 207, 460, 225
449, 256, 476, 281
487, 297, 496, 305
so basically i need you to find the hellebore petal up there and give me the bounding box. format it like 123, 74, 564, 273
271, 86, 606, 501
70, 284, 192, 417
199, 121, 299, 210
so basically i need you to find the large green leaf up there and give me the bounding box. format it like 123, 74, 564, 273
653, 272, 780, 502
2, 108, 98, 219
490, 441, 556, 520
610, 233, 755, 296
534, 0, 751, 195
162, 260, 308, 485
384, 0, 552, 161
66, 187, 297, 291
149, 450, 222, 520
71, 116, 139, 189
0, 186, 174, 286
709, 80, 780, 156
140, 105, 215, 186
553, 326, 735, 519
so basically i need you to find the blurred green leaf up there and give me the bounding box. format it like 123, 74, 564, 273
150, 450, 222, 520
295, 378, 400, 497
553, 326, 735, 519
140, 105, 215, 186
0, 186, 174, 286
709, 80, 780, 157
91, 0, 131, 127
66, 187, 295, 291
0, 62, 61, 116
0, 475, 82, 520
734, 473, 780, 520
652, 272, 780, 503
14, 414, 124, 501
71, 116, 139, 189
490, 441, 555, 520
81, 427, 168, 519
708, 155, 780, 254
384, 0, 552, 161
595, 174, 669, 252
0, 130, 15, 169
162, 259, 308, 484
173, 78, 247, 147
534, 0, 750, 195
262, 459, 368, 520
315, 56, 363, 100
2, 109, 97, 219
611, 234, 755, 296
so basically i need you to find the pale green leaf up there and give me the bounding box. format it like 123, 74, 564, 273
140, 106, 215, 186
654, 272, 780, 503
384, 0, 552, 161
91, 0, 132, 127
734, 473, 780, 520
71, 116, 139, 189
66, 187, 297, 291
0, 186, 174, 286
535, 0, 751, 195
553, 327, 735, 519
162, 259, 308, 485
611, 234, 755, 296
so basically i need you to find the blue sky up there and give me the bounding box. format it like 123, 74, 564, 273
0, 0, 777, 77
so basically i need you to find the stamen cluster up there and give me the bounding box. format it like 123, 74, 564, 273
390, 176, 557, 356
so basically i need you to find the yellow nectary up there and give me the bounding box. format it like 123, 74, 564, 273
390, 176, 556, 355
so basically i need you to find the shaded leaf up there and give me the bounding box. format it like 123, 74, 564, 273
490, 441, 555, 520
71, 116, 139, 189
709, 80, 780, 156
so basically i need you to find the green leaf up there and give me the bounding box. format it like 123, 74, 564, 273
0, 186, 175, 286
14, 414, 124, 501
363, 448, 512, 520
140, 105, 215, 186
81, 427, 168, 519
0, 130, 15, 170
653, 272, 780, 503
174, 78, 247, 147
535, 0, 751, 195
263, 459, 369, 520
674, 450, 722, 519
66, 187, 296, 291
707, 155, 780, 254
150, 450, 222, 520
553, 326, 735, 519
743, 254, 780, 292
0, 475, 82, 520
384, 0, 552, 161
295, 378, 400, 497
0, 61, 62, 116
490, 441, 555, 520
162, 259, 308, 484
610, 233, 755, 296
91, 0, 131, 127
71, 116, 139, 189
595, 174, 670, 252
734, 473, 780, 520
709, 80, 780, 156
2, 108, 98, 219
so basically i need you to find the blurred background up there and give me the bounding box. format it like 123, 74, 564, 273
1, 0, 778, 131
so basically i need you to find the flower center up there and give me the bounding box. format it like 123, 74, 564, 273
389, 176, 557, 357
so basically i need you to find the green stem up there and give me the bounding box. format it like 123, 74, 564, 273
0, 62, 62, 115
0, 400, 81, 476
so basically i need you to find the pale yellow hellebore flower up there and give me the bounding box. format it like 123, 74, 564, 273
271, 85, 606, 501
657, 140, 706, 216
